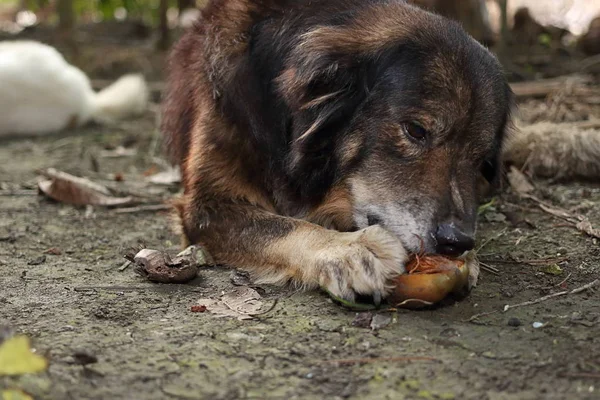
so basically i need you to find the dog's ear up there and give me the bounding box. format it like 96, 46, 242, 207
276, 42, 376, 200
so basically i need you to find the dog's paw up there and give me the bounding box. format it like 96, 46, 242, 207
316, 226, 408, 303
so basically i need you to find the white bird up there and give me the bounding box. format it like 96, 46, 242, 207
0, 40, 149, 137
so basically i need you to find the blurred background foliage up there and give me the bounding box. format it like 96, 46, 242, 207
0, 0, 204, 25
0, 0, 598, 81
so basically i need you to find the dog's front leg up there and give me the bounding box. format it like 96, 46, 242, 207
182, 203, 408, 303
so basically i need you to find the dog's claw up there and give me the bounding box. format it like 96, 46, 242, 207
373, 291, 382, 306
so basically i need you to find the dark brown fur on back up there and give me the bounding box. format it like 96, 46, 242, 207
161, 0, 513, 302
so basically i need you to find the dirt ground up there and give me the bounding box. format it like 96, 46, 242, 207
1, 33, 600, 400
0, 104, 599, 400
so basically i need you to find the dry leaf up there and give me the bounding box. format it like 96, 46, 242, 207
0, 336, 48, 376
538, 204, 575, 221
466, 252, 481, 289
576, 219, 600, 239
38, 168, 133, 207
507, 166, 534, 195
370, 314, 391, 330
196, 287, 263, 320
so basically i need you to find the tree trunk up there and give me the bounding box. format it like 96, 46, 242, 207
409, 0, 494, 46
56, 0, 74, 34
157, 0, 170, 50
498, 0, 509, 50
178, 0, 196, 11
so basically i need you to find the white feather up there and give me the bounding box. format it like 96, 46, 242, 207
0, 40, 148, 137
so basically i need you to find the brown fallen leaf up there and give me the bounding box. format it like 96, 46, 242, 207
43, 247, 62, 255
38, 168, 133, 207
576, 219, 600, 239
507, 166, 534, 195
196, 287, 264, 320
538, 203, 577, 222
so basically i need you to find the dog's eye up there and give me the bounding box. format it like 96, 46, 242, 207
402, 122, 428, 142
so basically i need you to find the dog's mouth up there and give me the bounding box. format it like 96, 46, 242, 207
365, 211, 434, 254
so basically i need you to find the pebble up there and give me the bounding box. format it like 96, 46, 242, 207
532, 322, 544, 329
507, 317, 522, 327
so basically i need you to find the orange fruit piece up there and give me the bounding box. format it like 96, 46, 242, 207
389, 255, 470, 308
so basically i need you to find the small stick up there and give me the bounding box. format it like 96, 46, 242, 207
543, 273, 572, 290
479, 262, 500, 275
118, 261, 131, 271
321, 356, 438, 366
464, 310, 499, 323
249, 299, 279, 317
480, 257, 568, 266
114, 204, 171, 214
503, 279, 599, 312
0, 190, 38, 196
559, 372, 600, 379
476, 228, 507, 253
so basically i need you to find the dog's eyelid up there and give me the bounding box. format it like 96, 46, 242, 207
401, 121, 428, 143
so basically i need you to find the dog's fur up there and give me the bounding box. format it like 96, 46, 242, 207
162, 0, 513, 302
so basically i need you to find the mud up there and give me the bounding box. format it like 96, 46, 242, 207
0, 108, 599, 400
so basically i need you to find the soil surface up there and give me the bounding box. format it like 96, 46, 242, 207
1, 38, 600, 400
1, 107, 599, 400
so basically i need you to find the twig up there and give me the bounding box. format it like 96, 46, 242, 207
464, 310, 499, 323
249, 299, 279, 317
538, 204, 577, 224
476, 228, 507, 253
520, 194, 600, 239
118, 261, 131, 271
72, 285, 203, 292
479, 262, 500, 275
546, 273, 572, 290
480, 256, 568, 266
559, 372, 600, 379
509, 75, 592, 99
320, 356, 438, 366
503, 279, 599, 312
0, 190, 38, 196
580, 54, 600, 72
114, 204, 171, 214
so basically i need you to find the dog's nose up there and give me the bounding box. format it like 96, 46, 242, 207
435, 224, 475, 257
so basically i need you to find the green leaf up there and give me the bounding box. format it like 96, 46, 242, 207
477, 198, 496, 216
2, 389, 34, 400
541, 264, 563, 276
0, 336, 48, 376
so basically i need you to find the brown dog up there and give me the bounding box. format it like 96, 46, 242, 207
162, 0, 513, 303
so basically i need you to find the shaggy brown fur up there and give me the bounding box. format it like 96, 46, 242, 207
162, 0, 513, 303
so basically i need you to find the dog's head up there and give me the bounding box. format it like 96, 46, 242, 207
277, 2, 513, 255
